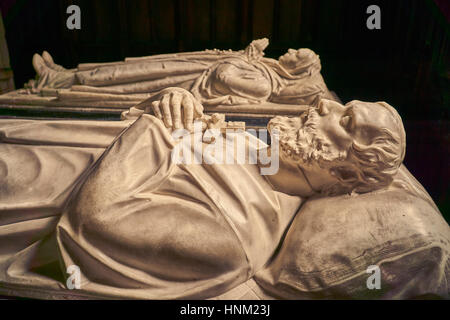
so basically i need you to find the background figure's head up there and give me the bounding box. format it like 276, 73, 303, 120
278, 48, 321, 75
268, 99, 406, 195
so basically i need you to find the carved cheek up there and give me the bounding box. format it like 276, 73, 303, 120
319, 117, 353, 152
354, 126, 379, 146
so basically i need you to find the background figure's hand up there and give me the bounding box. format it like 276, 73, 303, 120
244, 38, 269, 62
138, 87, 203, 131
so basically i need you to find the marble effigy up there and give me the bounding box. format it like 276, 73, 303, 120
0, 39, 449, 299
0, 39, 338, 120
0, 88, 449, 299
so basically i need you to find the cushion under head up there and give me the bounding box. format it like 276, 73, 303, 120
255, 165, 450, 299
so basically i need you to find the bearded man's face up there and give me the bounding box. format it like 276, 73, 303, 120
268, 99, 402, 171
268, 105, 347, 169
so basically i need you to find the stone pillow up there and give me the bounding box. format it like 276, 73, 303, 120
255, 165, 450, 299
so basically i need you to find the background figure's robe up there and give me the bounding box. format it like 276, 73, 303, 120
59, 51, 241, 102
56, 51, 331, 106
74, 59, 210, 93
0, 115, 302, 299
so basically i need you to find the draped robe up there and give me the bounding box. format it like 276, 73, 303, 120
53, 52, 331, 107
0, 115, 303, 299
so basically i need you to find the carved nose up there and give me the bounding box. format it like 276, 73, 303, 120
317, 100, 329, 116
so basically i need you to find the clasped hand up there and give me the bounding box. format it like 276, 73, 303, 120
137, 87, 204, 131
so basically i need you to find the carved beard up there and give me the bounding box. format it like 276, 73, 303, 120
268, 107, 347, 168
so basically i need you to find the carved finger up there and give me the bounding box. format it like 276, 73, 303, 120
151, 101, 162, 119
171, 92, 182, 129
182, 96, 194, 132
194, 99, 204, 118
161, 94, 172, 127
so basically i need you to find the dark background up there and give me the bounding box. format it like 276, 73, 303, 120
1, 0, 449, 220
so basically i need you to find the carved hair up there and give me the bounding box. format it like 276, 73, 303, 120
324, 102, 406, 195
